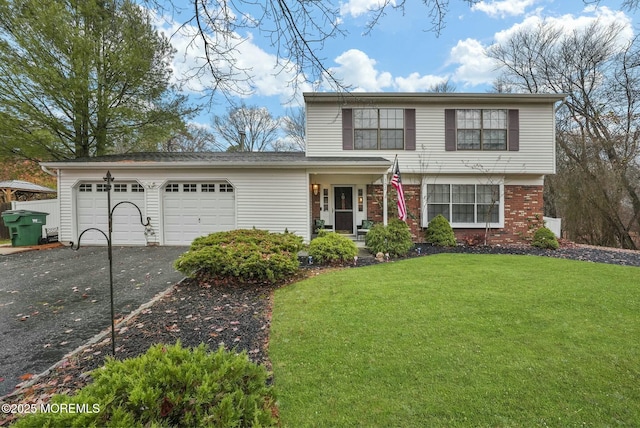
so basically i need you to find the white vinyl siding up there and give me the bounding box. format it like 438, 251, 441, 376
55, 168, 309, 246
306, 102, 556, 174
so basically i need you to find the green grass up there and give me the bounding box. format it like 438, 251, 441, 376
270, 254, 640, 427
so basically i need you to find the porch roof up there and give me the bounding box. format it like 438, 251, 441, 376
41, 152, 392, 170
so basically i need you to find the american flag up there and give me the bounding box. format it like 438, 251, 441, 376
390, 158, 407, 221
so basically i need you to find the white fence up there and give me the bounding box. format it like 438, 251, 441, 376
543, 216, 562, 238
11, 199, 60, 239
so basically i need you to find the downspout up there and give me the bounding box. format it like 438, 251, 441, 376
40, 164, 59, 197
41, 164, 62, 244
40, 164, 57, 177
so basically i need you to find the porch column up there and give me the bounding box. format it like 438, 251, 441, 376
382, 173, 388, 226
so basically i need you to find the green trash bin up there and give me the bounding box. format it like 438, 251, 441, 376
1, 210, 48, 247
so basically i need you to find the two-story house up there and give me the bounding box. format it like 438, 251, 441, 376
41, 92, 564, 246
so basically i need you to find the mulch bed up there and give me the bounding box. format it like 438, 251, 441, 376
0, 277, 283, 426
1, 241, 639, 426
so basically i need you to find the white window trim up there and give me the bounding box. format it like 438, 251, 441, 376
421, 177, 505, 229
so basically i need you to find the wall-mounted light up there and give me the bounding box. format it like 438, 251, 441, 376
312, 183, 319, 196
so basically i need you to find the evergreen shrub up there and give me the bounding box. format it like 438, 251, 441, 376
425, 214, 457, 247
12, 342, 276, 428
365, 219, 413, 257
174, 228, 303, 284
531, 226, 559, 250
308, 232, 358, 264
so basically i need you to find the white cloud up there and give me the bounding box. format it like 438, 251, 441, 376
493, 6, 634, 49
339, 0, 396, 18
447, 38, 498, 87
472, 0, 539, 18
154, 12, 311, 107
394, 73, 449, 92
326, 49, 450, 92
328, 49, 393, 91
447, 5, 635, 89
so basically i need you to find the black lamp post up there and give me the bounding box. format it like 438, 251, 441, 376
70, 171, 151, 356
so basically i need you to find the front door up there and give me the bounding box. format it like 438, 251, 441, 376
334, 186, 353, 233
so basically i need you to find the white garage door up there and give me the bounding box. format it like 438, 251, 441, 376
76, 182, 147, 245
163, 182, 236, 245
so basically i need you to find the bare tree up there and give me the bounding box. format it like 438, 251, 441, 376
213, 103, 280, 152
276, 107, 305, 152
161, 124, 222, 152
147, 0, 489, 102
489, 20, 640, 249
143, 1, 640, 105
428, 78, 457, 93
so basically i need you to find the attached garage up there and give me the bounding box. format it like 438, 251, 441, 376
76, 181, 146, 245
42, 152, 388, 246
162, 181, 236, 245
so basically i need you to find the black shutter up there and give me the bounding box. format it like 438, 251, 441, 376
508, 109, 519, 151
444, 109, 456, 151
405, 109, 416, 151
342, 109, 353, 150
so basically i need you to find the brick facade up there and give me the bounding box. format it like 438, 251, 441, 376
365, 184, 544, 245
366, 184, 423, 241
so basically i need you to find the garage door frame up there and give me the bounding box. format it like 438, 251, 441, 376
74, 181, 147, 246
162, 180, 236, 245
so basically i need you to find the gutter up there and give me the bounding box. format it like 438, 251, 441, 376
40, 164, 57, 177
40, 160, 392, 170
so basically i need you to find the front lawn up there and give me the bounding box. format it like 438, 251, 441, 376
270, 254, 640, 427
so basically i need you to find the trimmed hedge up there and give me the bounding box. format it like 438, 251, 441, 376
12, 342, 276, 428
175, 229, 303, 284
365, 219, 413, 257
308, 232, 358, 265
425, 214, 457, 247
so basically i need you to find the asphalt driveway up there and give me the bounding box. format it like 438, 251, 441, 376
0, 245, 188, 397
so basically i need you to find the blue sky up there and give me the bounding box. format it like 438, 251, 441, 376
154, 0, 638, 126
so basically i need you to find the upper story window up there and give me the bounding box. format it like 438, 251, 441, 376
457, 109, 507, 150
342, 108, 416, 151
445, 109, 519, 152
354, 109, 404, 150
